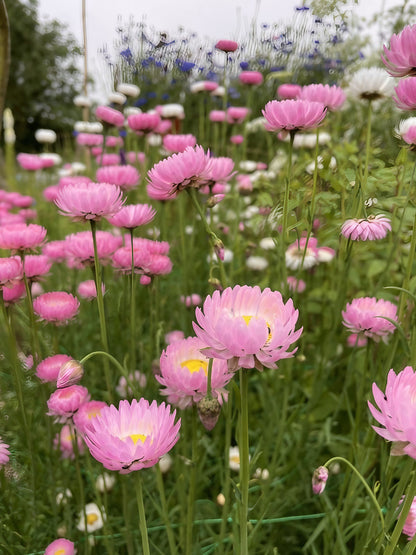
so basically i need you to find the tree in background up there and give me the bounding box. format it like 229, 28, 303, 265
4, 0, 83, 151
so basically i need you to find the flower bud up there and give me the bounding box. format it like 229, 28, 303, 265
57, 360, 84, 389
197, 396, 221, 431
312, 466, 329, 495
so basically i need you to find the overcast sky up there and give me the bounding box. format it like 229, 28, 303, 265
36, 0, 402, 102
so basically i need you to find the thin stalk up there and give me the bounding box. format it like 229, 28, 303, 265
384, 469, 416, 555
122, 478, 135, 555
155, 464, 178, 555
238, 368, 250, 555
79, 350, 137, 396
135, 473, 151, 555
398, 211, 416, 325
186, 405, 198, 555
218, 390, 233, 554
362, 100, 373, 200
73, 428, 91, 555
129, 229, 136, 372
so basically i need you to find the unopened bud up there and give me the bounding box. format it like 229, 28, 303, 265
57, 360, 84, 388
206, 194, 225, 208
213, 237, 225, 261
216, 493, 226, 506
208, 278, 223, 291
312, 466, 329, 495
197, 396, 221, 431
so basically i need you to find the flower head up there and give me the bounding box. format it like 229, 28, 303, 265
0, 223, 47, 252
342, 297, 398, 342
77, 279, 105, 300
163, 134, 197, 153
55, 182, 124, 222
83, 398, 181, 473
193, 285, 302, 371
47, 385, 90, 420
95, 105, 124, 127
262, 99, 327, 133
65, 231, 122, 267
381, 24, 416, 78
54, 423, 85, 459
277, 83, 302, 100
0, 256, 23, 288
398, 496, 416, 540
215, 40, 238, 53
95, 165, 140, 191
312, 466, 329, 495
0, 437, 10, 466
393, 77, 416, 111
108, 204, 156, 229
73, 400, 108, 435
300, 84, 346, 111
44, 538, 76, 555
77, 503, 105, 533
33, 292, 80, 325
239, 71, 263, 86
127, 112, 161, 134
341, 214, 391, 240
348, 67, 395, 101
36, 354, 75, 383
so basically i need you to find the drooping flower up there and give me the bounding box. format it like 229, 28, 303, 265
55, 182, 124, 222
341, 214, 391, 241
33, 292, 80, 325
47, 385, 90, 420
157, 336, 233, 409
312, 466, 329, 495
368, 366, 416, 458
57, 360, 84, 389
83, 398, 181, 473
36, 354, 75, 383
393, 77, 416, 111
381, 24, 416, 78
44, 537, 76, 555
193, 285, 302, 371
0, 437, 10, 466
262, 99, 327, 133
342, 297, 398, 342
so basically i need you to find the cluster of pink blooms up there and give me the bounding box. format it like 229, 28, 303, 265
342, 297, 398, 343
112, 237, 172, 282
341, 214, 391, 241
285, 237, 335, 271
16, 153, 55, 171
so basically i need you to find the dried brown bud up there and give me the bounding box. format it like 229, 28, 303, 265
197, 396, 221, 431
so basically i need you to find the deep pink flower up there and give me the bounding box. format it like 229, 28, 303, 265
341, 215, 391, 241
381, 24, 416, 78
0, 437, 10, 466
108, 204, 156, 229
43, 240, 67, 263
263, 99, 327, 133
193, 285, 302, 371
66, 231, 122, 267
312, 466, 328, 495
163, 134, 197, 153
127, 112, 161, 134
0, 256, 23, 288
95, 105, 124, 127
23, 254, 52, 281
300, 84, 346, 111
215, 40, 238, 53
2, 281, 25, 304
398, 496, 416, 540
393, 77, 416, 111
0, 223, 47, 252
342, 297, 398, 342
368, 366, 416, 458
53, 423, 85, 460
95, 165, 140, 191
83, 398, 181, 473
73, 400, 108, 435
96, 153, 121, 166
16, 153, 45, 171
157, 336, 233, 409
45, 538, 76, 555
33, 292, 80, 325
227, 107, 250, 124
55, 182, 125, 222
209, 110, 226, 122
147, 145, 212, 200
77, 279, 105, 300
47, 385, 90, 419
277, 84, 302, 100
230, 135, 244, 144
239, 71, 263, 86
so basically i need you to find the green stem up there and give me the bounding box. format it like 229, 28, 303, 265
206, 358, 213, 398
385, 469, 416, 555
155, 464, 178, 555
122, 478, 135, 555
186, 406, 198, 555
218, 390, 233, 554
73, 428, 90, 555
362, 100, 373, 201
399, 211, 416, 325
79, 350, 137, 397
135, 473, 150, 555
129, 229, 136, 372
239, 368, 250, 555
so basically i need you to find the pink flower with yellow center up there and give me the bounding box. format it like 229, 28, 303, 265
44, 537, 76, 555
83, 398, 181, 473
157, 336, 233, 409
193, 285, 302, 371
73, 400, 108, 434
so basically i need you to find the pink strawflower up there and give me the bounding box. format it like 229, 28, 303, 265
112, 246, 172, 277
43, 185, 60, 203
287, 276, 306, 293
57, 360, 84, 389
163, 134, 197, 153
147, 145, 212, 200
45, 537, 76, 555
77, 133, 103, 147
105, 135, 123, 148
180, 294, 202, 307
227, 107, 250, 124
157, 336, 233, 409
368, 366, 416, 458
116, 371, 147, 398
205, 157, 235, 185
277, 84, 302, 100
0, 437, 10, 466
131, 237, 170, 255
341, 214, 391, 241
230, 135, 244, 144
312, 466, 328, 495
55, 182, 124, 222
381, 24, 416, 78
5, 192, 34, 208
83, 398, 181, 473
398, 496, 416, 540
2, 281, 25, 304
95, 105, 124, 127
96, 153, 121, 166
239, 71, 263, 86
108, 204, 156, 229
393, 77, 416, 111
215, 39, 238, 53
33, 292, 80, 325
209, 110, 226, 122
165, 330, 185, 344
43, 240, 68, 263
299, 84, 346, 111
342, 297, 398, 342
77, 280, 105, 300
127, 112, 161, 134
0, 256, 23, 288
95, 164, 140, 192
54, 423, 85, 460
23, 254, 52, 281
47, 385, 90, 419
193, 285, 302, 371
403, 126, 416, 145
0, 223, 47, 252
73, 400, 108, 435
263, 99, 327, 133
65, 230, 122, 267
16, 153, 45, 171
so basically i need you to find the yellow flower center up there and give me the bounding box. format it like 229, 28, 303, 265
87, 409, 100, 419
87, 513, 99, 525
242, 315, 272, 343
129, 433, 147, 445
230, 455, 240, 465
54, 550, 66, 555
181, 359, 208, 375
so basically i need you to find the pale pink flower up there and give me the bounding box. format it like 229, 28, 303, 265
157, 336, 233, 409
0, 256, 23, 288
43, 240, 67, 263
77, 279, 105, 300
65, 230, 122, 267
163, 134, 197, 153
347, 333, 368, 348
76, 133, 103, 147
108, 204, 156, 229
43, 185, 60, 203
95, 105, 124, 127
126, 151, 146, 165
5, 192, 33, 208
209, 110, 226, 122
19, 208, 37, 222
53, 423, 85, 459
165, 330, 185, 344
0, 437, 10, 466
239, 71, 263, 85
180, 294, 202, 307
341, 215, 391, 241
112, 246, 172, 277
368, 366, 416, 458
300, 84, 346, 111
55, 182, 124, 222
116, 371, 147, 398
287, 276, 306, 293
45, 537, 76, 555
131, 237, 170, 255
47, 385, 90, 419
394, 77, 416, 111
95, 165, 140, 192
193, 285, 302, 371
127, 112, 161, 134
398, 496, 416, 540
403, 126, 416, 145
57, 360, 84, 389
312, 466, 328, 494
277, 84, 302, 100
381, 24, 416, 78
73, 400, 108, 435
147, 145, 212, 200
215, 39, 238, 52
83, 398, 181, 473
96, 153, 121, 166
227, 107, 250, 124
105, 135, 123, 148
342, 297, 398, 342
33, 292, 80, 325
23, 254, 52, 281
0, 223, 47, 252
230, 135, 244, 144
285, 237, 320, 270
263, 99, 327, 133
206, 157, 235, 185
